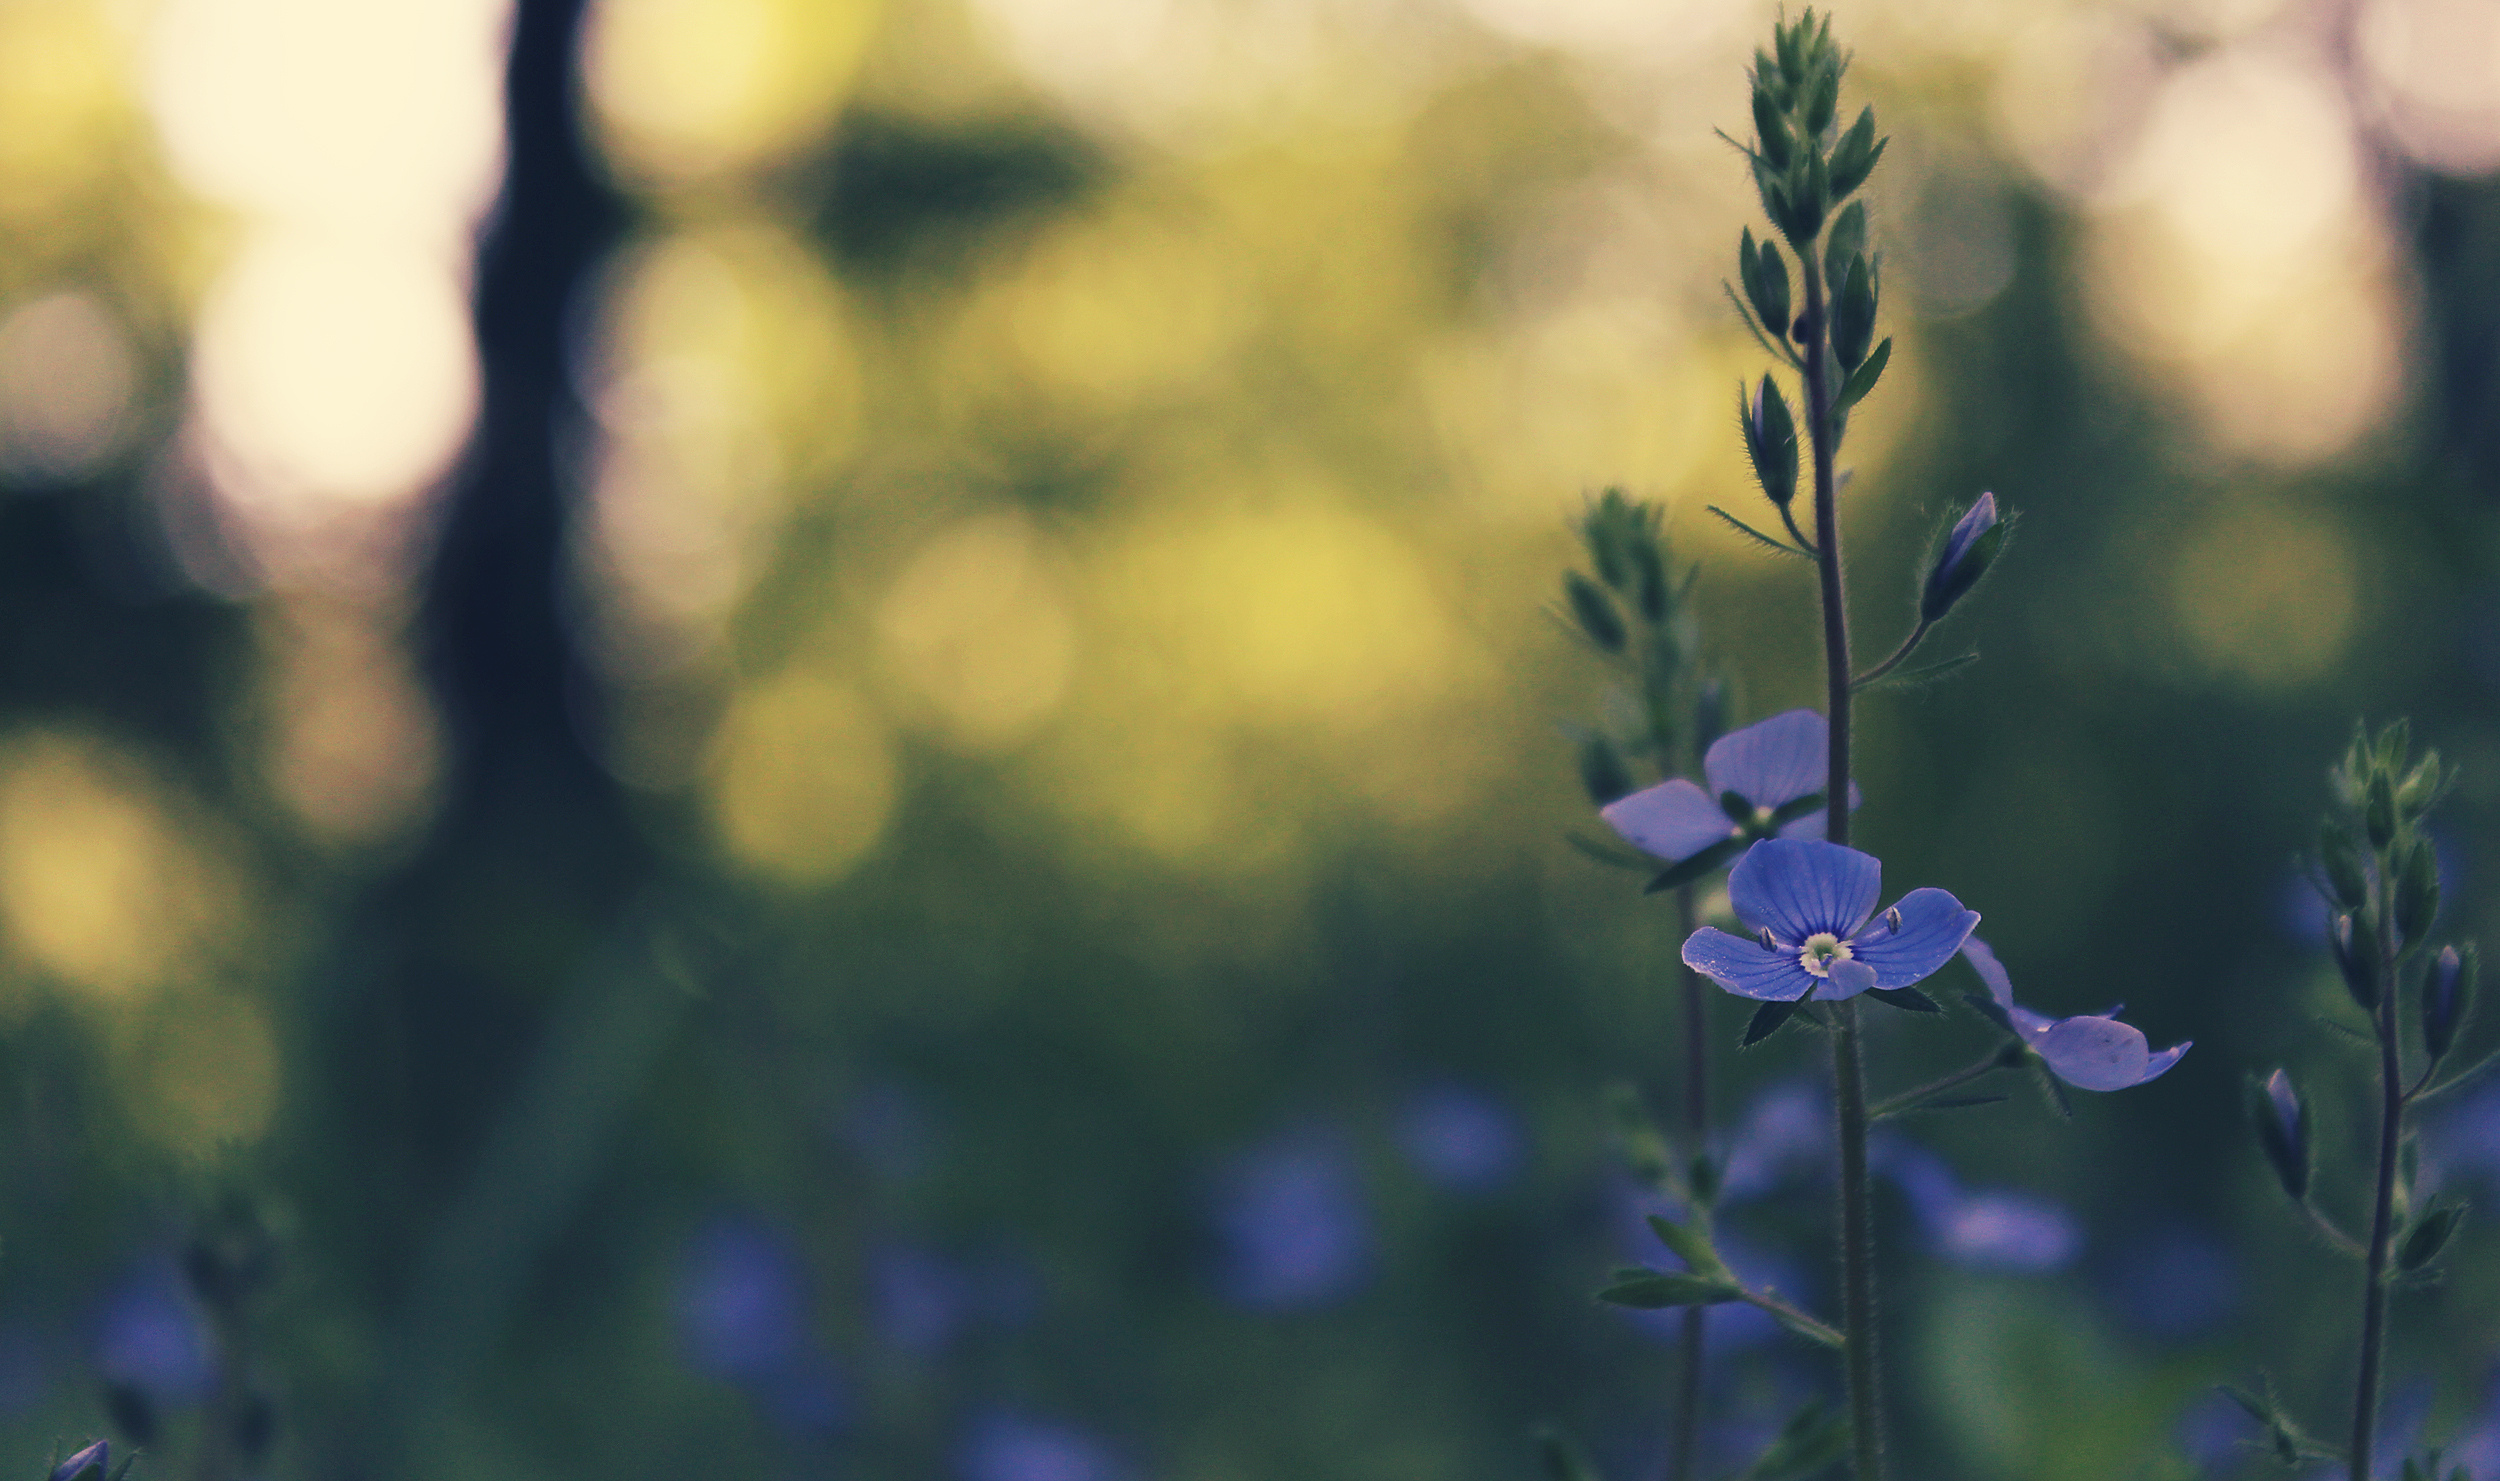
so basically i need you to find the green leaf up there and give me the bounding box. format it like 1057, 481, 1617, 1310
1646, 1214, 1729, 1279
1564, 831, 1658, 872
1898, 1093, 2012, 1115
1742, 999, 1802, 1047
1645, 835, 1747, 893
1704, 504, 1814, 560
1865, 986, 1941, 1014
2399, 1201, 2464, 1272
1735, 1401, 1851, 1481
1833, 336, 1891, 412
1766, 791, 1829, 827
1595, 1271, 1740, 1309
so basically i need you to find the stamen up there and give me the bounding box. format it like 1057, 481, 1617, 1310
1885, 907, 1902, 932
1759, 927, 1777, 951
1795, 931, 1853, 978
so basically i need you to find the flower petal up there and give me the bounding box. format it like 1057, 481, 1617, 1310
2136, 1041, 2191, 1085
2034, 1015, 2152, 1092
1703, 710, 1827, 810
1682, 928, 1821, 1002
1727, 837, 1881, 942
1959, 937, 2015, 1011
1847, 887, 1979, 988
1601, 778, 1736, 863
1818, 957, 1878, 1000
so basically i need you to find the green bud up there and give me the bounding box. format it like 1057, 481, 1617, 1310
1752, 88, 1794, 169
1801, 61, 1839, 137
1742, 230, 1791, 338
1742, 375, 1798, 508
2366, 769, 2397, 849
1831, 252, 1876, 371
2376, 717, 2411, 774
1578, 491, 1630, 591
1577, 731, 1636, 807
1774, 17, 1806, 91
1628, 536, 1669, 625
1823, 202, 1866, 297
2330, 913, 2379, 1012
2398, 1202, 2462, 1272
1784, 147, 1828, 242
1564, 571, 1626, 653
2396, 837, 2441, 949
2397, 750, 2442, 820
1828, 106, 1883, 200
2319, 819, 2369, 911
2248, 1069, 2309, 1203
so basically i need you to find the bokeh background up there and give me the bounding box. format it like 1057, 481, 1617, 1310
1, 0, 2498, 1475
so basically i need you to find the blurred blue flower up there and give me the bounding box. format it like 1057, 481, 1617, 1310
1601, 710, 1860, 868
871, 1245, 968, 1357
1714, 1079, 1828, 1203
957, 1410, 1124, 1481
1963, 938, 2189, 1091
1209, 1128, 1373, 1311
2426, 1080, 2500, 1184
1396, 1085, 1525, 1194
2448, 1366, 2500, 1478
1682, 839, 1977, 1002
2174, 1388, 2260, 1471
675, 1217, 810, 1383
1874, 1139, 2080, 1272
2103, 1224, 2237, 1343
95, 1260, 214, 1404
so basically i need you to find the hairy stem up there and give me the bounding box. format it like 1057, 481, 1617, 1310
1867, 1054, 2007, 1120
2352, 878, 2404, 1481
1852, 619, 1932, 689
1671, 884, 1707, 1481
1801, 247, 1881, 1481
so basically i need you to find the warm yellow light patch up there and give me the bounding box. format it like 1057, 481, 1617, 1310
2169, 504, 2356, 689
707, 671, 897, 886
0, 3, 129, 226
585, 0, 880, 181
259, 598, 442, 847
116, 993, 281, 1152
878, 514, 1075, 750
0, 729, 226, 1001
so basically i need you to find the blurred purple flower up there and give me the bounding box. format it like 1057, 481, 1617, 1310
675, 1218, 809, 1383
2424, 1080, 2500, 1184
96, 1261, 214, 1403
870, 1246, 967, 1357
1874, 1139, 2080, 1272
2448, 1366, 2500, 1478
1209, 1128, 1373, 1311
1682, 839, 1977, 1002
957, 1410, 1124, 1481
1601, 710, 1860, 867
1396, 1085, 1525, 1194
2104, 1224, 2237, 1343
1714, 1079, 1828, 1203
1963, 938, 2188, 1091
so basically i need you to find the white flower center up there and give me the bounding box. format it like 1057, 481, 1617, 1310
1797, 932, 1852, 978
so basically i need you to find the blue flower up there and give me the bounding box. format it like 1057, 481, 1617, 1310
1681, 838, 1977, 1001
1961, 938, 2189, 1091
1920, 491, 2005, 623
1600, 710, 1861, 870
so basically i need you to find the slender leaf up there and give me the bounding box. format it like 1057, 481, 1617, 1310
1834, 335, 1891, 411
1595, 1271, 1740, 1309
1705, 504, 1815, 559
1865, 986, 1941, 1014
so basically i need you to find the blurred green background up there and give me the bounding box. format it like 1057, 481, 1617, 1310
1, 0, 2499, 1476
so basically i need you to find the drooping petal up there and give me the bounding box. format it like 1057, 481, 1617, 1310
1846, 887, 1978, 988
1818, 956, 1878, 1000
1960, 937, 2015, 1011
1727, 837, 1881, 942
1703, 710, 1828, 810
1601, 778, 1736, 863
1682, 928, 1821, 1002
1770, 781, 1863, 840
2034, 1015, 2152, 1092
2136, 1041, 2191, 1085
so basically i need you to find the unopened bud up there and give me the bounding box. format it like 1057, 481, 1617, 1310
2318, 819, 2369, 911
2398, 1203, 2463, 1273
1823, 202, 1866, 297
2424, 942, 2473, 1061
2249, 1069, 2309, 1203
1741, 229, 1791, 338
1828, 107, 1884, 200
2366, 770, 2397, 849
2330, 912, 2379, 1012
1752, 88, 1793, 169
1564, 571, 1626, 653
1743, 375, 1798, 508
1831, 251, 1876, 371
1919, 493, 2005, 624
2396, 836, 2440, 949
2396, 750, 2442, 820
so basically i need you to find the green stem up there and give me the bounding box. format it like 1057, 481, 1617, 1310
1851, 619, 1932, 689
1867, 1053, 2007, 1120
2351, 878, 2405, 1481
1801, 245, 1881, 1481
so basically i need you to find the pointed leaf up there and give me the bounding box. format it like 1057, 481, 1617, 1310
1743, 1000, 1800, 1047
1834, 336, 1891, 412
1866, 986, 1942, 1014
1596, 1271, 1740, 1309
1646, 1214, 1729, 1279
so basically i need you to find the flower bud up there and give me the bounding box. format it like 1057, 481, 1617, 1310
2424, 942, 2473, 1061
2318, 819, 2369, 911
1831, 251, 1876, 370
2365, 769, 2397, 849
2396, 836, 2440, 949
2249, 1069, 2309, 1203
1802, 63, 1839, 137
1783, 148, 1828, 243
1742, 375, 1798, 508
2398, 1202, 2462, 1273
1823, 202, 1866, 296
1577, 731, 1636, 807
1828, 107, 1883, 200
1564, 571, 1626, 653
1741, 229, 1791, 339
2396, 750, 2442, 820
50, 1442, 108, 1481
1751, 88, 1793, 169
2329, 912, 2379, 1012
1919, 493, 2005, 624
